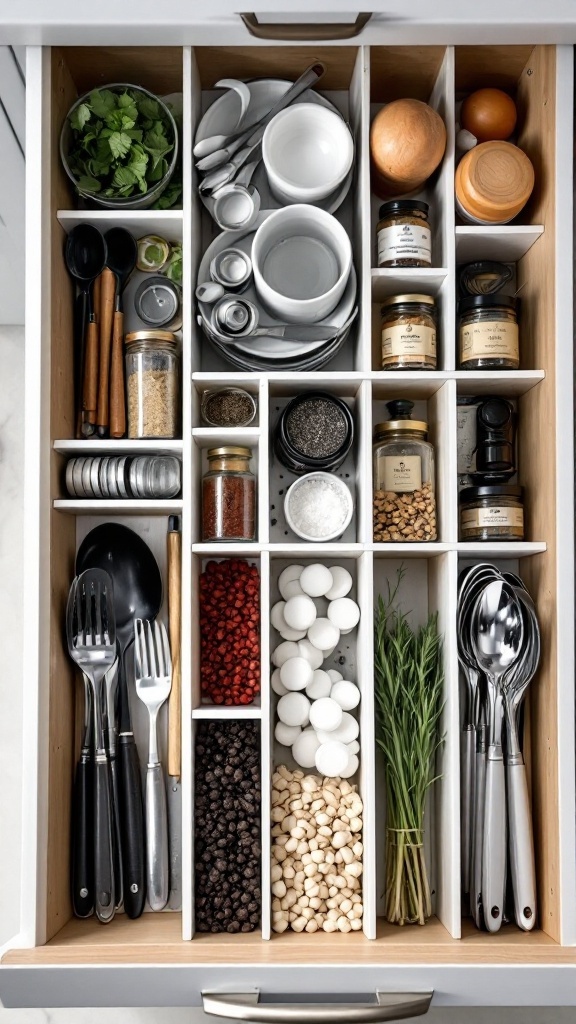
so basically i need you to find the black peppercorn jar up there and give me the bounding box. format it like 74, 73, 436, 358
274, 392, 354, 475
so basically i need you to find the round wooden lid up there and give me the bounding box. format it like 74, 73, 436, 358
456, 141, 535, 223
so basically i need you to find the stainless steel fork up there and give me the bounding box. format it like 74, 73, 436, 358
134, 618, 172, 911
66, 569, 117, 923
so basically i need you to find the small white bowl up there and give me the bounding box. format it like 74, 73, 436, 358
252, 205, 352, 324
284, 472, 354, 542
263, 104, 354, 204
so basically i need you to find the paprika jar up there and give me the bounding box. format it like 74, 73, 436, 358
202, 446, 256, 542
458, 295, 519, 369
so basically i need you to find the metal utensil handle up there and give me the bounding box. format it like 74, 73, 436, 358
202, 991, 432, 1023
507, 761, 537, 930
94, 754, 116, 923
471, 747, 486, 927
146, 761, 169, 911
240, 12, 372, 40
460, 726, 475, 895
482, 749, 506, 932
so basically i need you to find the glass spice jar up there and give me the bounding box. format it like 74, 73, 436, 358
380, 294, 437, 370
125, 330, 179, 439
373, 400, 437, 542
202, 446, 256, 542
458, 295, 519, 369
459, 484, 524, 541
376, 200, 432, 268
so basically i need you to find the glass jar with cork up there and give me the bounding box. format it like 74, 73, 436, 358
373, 400, 437, 542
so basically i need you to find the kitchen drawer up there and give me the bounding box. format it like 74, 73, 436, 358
1, 38, 576, 1010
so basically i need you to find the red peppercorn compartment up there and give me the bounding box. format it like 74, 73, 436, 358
193, 436, 261, 544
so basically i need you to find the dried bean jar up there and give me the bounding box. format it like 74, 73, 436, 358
458, 295, 519, 369
373, 399, 437, 542
380, 294, 437, 370
376, 199, 432, 268
125, 330, 179, 438
202, 446, 256, 542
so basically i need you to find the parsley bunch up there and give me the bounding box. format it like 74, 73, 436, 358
65, 87, 179, 204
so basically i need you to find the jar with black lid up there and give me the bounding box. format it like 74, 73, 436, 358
458, 295, 519, 369
459, 484, 524, 541
274, 392, 354, 474
376, 200, 431, 268
381, 294, 437, 370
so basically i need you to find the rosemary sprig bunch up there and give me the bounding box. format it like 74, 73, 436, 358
374, 570, 444, 925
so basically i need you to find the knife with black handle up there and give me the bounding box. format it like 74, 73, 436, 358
117, 656, 146, 919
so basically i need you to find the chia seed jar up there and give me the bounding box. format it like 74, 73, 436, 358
274, 392, 354, 474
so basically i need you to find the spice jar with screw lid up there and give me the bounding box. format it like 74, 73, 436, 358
373, 399, 437, 542
459, 484, 524, 541
202, 446, 256, 542
376, 200, 432, 268
274, 391, 354, 475
125, 330, 179, 439
380, 294, 437, 371
458, 295, 519, 369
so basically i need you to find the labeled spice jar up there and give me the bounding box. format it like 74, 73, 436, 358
202, 446, 256, 542
380, 294, 437, 371
274, 392, 354, 474
376, 200, 432, 268
459, 484, 524, 541
200, 387, 257, 427
125, 330, 179, 439
373, 399, 437, 542
458, 295, 519, 369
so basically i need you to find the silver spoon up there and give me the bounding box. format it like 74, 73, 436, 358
199, 141, 261, 196
472, 580, 524, 933
211, 298, 358, 343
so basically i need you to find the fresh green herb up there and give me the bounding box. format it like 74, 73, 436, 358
374, 568, 444, 926
65, 86, 178, 203
164, 243, 182, 285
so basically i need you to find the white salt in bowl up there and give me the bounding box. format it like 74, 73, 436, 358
284, 472, 353, 543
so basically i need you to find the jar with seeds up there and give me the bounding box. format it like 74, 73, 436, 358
125, 330, 179, 439
373, 399, 437, 542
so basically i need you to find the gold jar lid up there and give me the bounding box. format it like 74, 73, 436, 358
125, 330, 178, 344
207, 446, 253, 458
381, 294, 436, 308
374, 420, 428, 435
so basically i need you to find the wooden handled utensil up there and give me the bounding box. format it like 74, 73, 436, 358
96, 266, 116, 436
105, 228, 138, 439
167, 515, 182, 779
83, 273, 102, 429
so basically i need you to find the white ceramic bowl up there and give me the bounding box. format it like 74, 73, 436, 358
263, 103, 354, 204
252, 205, 352, 323
284, 472, 354, 542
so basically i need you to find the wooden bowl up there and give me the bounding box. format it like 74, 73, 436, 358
456, 140, 535, 223
370, 98, 447, 198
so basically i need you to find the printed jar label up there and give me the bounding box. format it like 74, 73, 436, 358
381, 324, 436, 367
377, 223, 431, 265
460, 320, 519, 363
382, 455, 422, 493
461, 506, 524, 529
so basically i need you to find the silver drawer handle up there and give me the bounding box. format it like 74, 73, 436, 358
202, 991, 432, 1023
239, 12, 372, 40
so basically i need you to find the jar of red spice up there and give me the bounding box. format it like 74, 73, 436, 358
202, 446, 256, 542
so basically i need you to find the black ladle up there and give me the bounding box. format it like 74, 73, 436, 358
105, 227, 138, 311
77, 523, 163, 919
100, 228, 138, 439
65, 224, 107, 430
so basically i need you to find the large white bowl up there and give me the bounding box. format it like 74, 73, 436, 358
263, 104, 354, 204
252, 205, 352, 323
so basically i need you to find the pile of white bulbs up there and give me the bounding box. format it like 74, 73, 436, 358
271, 563, 361, 778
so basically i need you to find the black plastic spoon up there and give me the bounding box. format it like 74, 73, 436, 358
77, 523, 163, 919
64, 224, 107, 431
104, 228, 138, 439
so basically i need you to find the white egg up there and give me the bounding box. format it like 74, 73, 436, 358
271, 600, 287, 632
300, 563, 334, 598
284, 595, 317, 631
292, 728, 321, 769
315, 739, 349, 777
317, 712, 359, 745
282, 578, 305, 599
278, 565, 304, 600
280, 656, 313, 691
277, 691, 310, 727
309, 696, 343, 733
275, 721, 302, 746
339, 627, 354, 636
327, 669, 343, 683
272, 640, 300, 668
271, 668, 288, 696
306, 669, 332, 700
324, 566, 353, 600
279, 624, 307, 641
347, 740, 360, 755
340, 752, 359, 779
330, 680, 361, 711
322, 645, 337, 659
327, 597, 361, 631
307, 617, 340, 651
297, 639, 324, 670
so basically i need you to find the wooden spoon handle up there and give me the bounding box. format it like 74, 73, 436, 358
167, 526, 182, 779
109, 310, 126, 439
97, 267, 116, 433
83, 318, 100, 419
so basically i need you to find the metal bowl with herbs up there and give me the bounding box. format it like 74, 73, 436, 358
60, 83, 180, 209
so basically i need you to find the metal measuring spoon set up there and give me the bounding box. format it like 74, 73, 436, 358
65, 455, 181, 500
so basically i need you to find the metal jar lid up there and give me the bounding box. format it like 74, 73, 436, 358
379, 199, 430, 218
207, 446, 253, 459
460, 484, 524, 503
458, 294, 517, 314
374, 419, 428, 436
125, 330, 178, 345
381, 293, 436, 307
